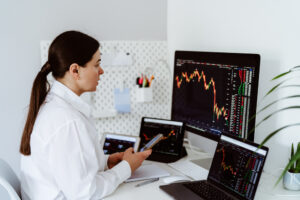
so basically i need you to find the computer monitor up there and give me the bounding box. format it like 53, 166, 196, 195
171, 51, 260, 143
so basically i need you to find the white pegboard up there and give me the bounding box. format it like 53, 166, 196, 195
40, 40, 172, 137
40, 40, 51, 65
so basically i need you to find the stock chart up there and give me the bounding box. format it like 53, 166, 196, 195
172, 59, 255, 138
140, 123, 182, 155
209, 140, 265, 199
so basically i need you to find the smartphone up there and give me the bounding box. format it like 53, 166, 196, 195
140, 133, 164, 152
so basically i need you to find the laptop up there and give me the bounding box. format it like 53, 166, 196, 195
160, 134, 268, 200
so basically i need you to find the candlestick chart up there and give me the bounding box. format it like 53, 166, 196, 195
172, 59, 255, 138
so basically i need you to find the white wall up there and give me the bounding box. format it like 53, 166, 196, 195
0, 0, 167, 176
168, 0, 300, 174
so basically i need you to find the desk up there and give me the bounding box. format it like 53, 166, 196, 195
104, 147, 300, 200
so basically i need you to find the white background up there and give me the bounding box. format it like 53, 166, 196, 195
168, 0, 300, 174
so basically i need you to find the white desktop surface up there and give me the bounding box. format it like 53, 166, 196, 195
104, 146, 300, 200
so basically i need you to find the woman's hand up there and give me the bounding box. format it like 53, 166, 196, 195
107, 152, 124, 169
123, 147, 152, 173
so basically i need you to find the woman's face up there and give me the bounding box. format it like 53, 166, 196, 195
78, 49, 104, 93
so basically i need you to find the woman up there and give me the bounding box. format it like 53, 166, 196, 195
19, 31, 151, 200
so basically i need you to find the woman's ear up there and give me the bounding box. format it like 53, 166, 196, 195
69, 63, 80, 80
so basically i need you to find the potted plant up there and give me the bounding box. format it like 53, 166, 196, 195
283, 142, 300, 190
252, 65, 300, 186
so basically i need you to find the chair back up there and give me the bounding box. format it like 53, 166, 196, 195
0, 159, 21, 200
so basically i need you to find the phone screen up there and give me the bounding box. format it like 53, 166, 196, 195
140, 134, 163, 152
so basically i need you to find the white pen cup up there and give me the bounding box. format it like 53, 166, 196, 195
136, 87, 153, 103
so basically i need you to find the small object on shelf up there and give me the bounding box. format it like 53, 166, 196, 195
136, 74, 154, 88
283, 171, 300, 190
114, 88, 131, 113
282, 142, 300, 190
135, 74, 154, 102
136, 87, 153, 103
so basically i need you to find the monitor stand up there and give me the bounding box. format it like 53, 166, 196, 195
186, 131, 217, 170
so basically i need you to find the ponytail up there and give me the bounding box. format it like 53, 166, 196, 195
20, 62, 51, 155
20, 31, 100, 155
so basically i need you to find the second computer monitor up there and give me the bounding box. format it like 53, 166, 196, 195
171, 51, 260, 141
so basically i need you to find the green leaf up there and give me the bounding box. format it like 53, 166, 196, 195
271, 71, 291, 80
252, 85, 300, 122
249, 108, 300, 138
264, 83, 300, 98
280, 84, 300, 89
256, 106, 300, 128
264, 65, 300, 97
296, 143, 300, 170
270, 65, 300, 81
264, 81, 285, 97
249, 87, 300, 130
255, 95, 300, 117
263, 78, 299, 97
249, 114, 256, 123
276, 150, 300, 185
259, 123, 300, 147
291, 143, 295, 170
291, 65, 300, 71
291, 143, 295, 158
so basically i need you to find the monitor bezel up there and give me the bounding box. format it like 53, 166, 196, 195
171, 50, 260, 142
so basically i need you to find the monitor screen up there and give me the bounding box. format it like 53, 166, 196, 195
171, 51, 260, 141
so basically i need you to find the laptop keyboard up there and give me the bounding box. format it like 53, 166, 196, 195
183, 181, 235, 200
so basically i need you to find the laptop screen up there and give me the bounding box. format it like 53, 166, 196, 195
208, 135, 268, 200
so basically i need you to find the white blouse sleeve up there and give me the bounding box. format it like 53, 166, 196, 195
48, 119, 131, 199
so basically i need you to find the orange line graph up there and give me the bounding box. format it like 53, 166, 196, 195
217, 147, 237, 175
175, 69, 228, 121
143, 130, 176, 141
161, 130, 175, 140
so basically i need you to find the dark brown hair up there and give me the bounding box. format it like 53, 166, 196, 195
20, 31, 100, 155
